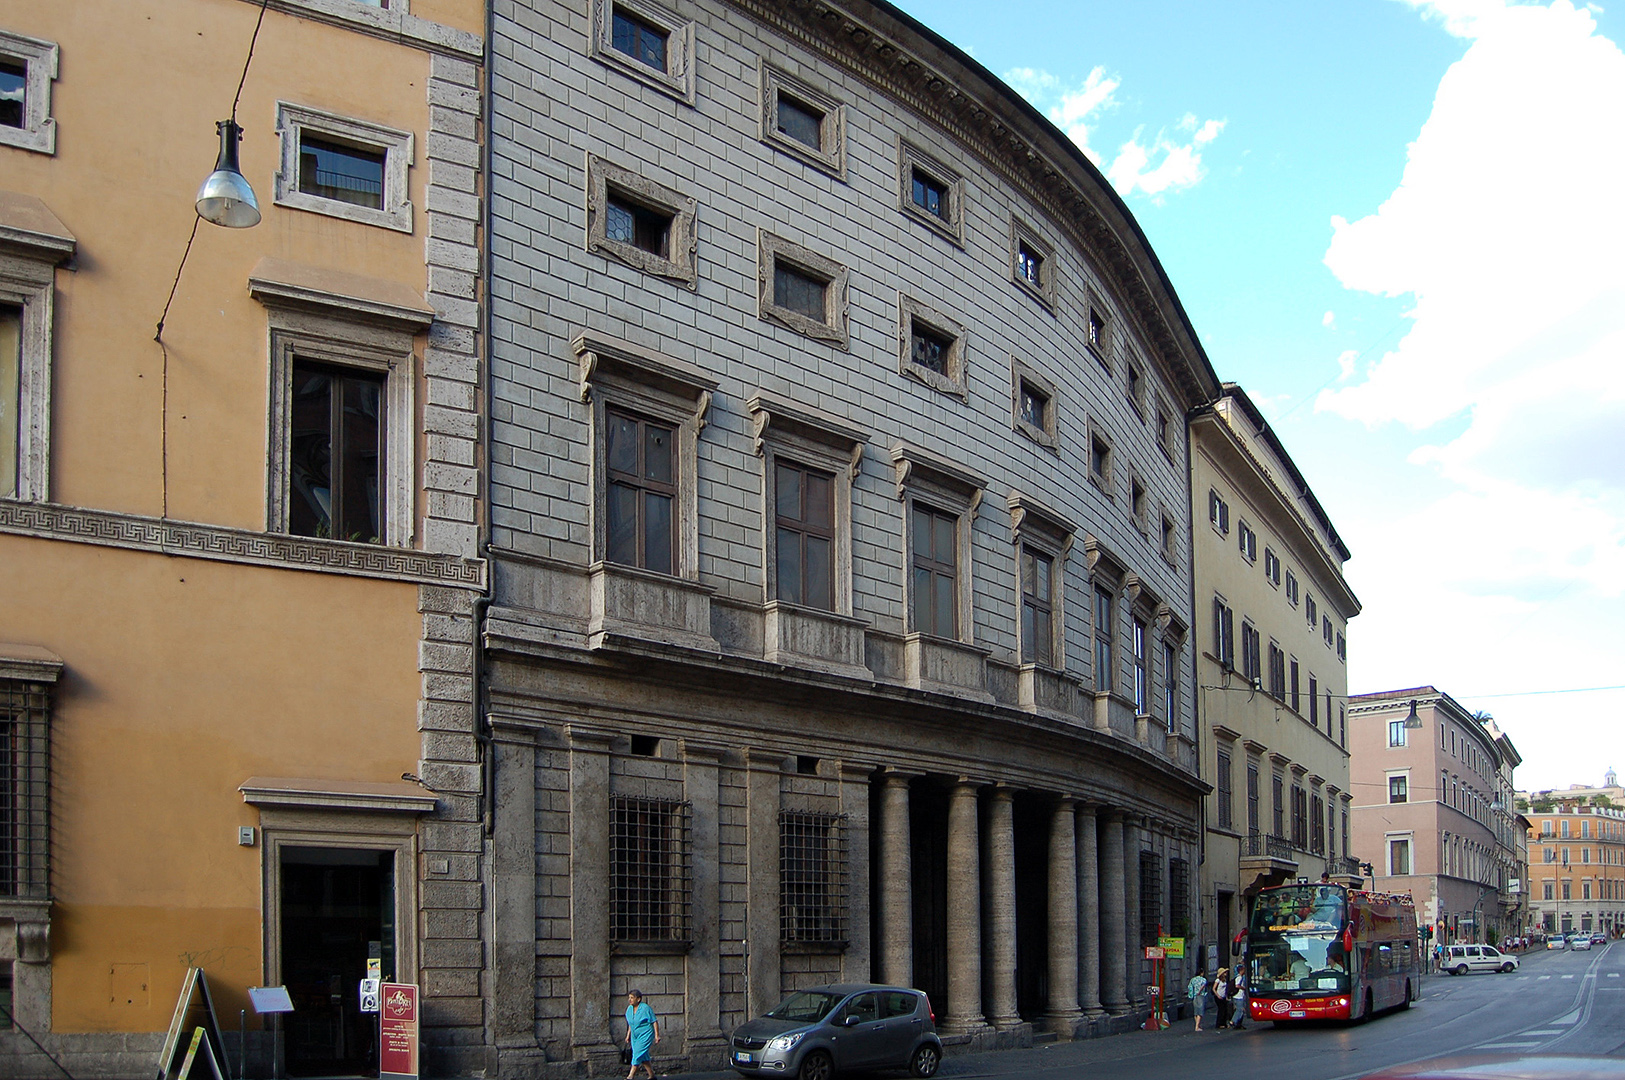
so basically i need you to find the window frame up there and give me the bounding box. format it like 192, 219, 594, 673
1207, 489, 1229, 535
1085, 292, 1112, 370
609, 794, 694, 944
911, 502, 961, 641
758, 62, 846, 179
0, 208, 68, 501
0, 30, 56, 155
273, 102, 413, 232
589, 0, 696, 104
897, 138, 965, 246
1387, 833, 1414, 877
1010, 359, 1059, 450
1008, 491, 1073, 672
1263, 547, 1281, 587
1237, 520, 1257, 563
1216, 745, 1234, 829
779, 810, 849, 946
758, 229, 849, 347
1388, 772, 1410, 804
589, 155, 699, 289
604, 406, 679, 575
898, 292, 968, 399
1087, 418, 1115, 498
1009, 215, 1057, 311
1285, 570, 1299, 606
894, 442, 983, 645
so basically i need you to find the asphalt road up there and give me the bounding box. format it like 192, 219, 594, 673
678, 942, 1624, 1080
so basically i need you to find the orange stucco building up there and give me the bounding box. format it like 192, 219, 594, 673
0, 1, 486, 1075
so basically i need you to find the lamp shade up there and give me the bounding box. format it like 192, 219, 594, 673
196, 119, 260, 228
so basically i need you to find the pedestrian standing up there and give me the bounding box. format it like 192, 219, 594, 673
1230, 969, 1248, 1029
623, 989, 659, 1080
1186, 969, 1209, 1032
1213, 967, 1231, 1029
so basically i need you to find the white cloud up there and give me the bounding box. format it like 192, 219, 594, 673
1321, 0, 1625, 787
1336, 349, 1359, 379
1002, 67, 1223, 199
1323, 310, 1338, 329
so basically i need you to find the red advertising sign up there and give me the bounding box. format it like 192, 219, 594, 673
379, 982, 418, 1079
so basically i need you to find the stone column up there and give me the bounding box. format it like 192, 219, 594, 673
985, 787, 1021, 1029
1099, 811, 1128, 1014
878, 771, 914, 988
1076, 803, 1103, 1016
745, 749, 782, 1020
1124, 815, 1143, 1007
684, 742, 726, 1064
1044, 797, 1082, 1034
943, 779, 989, 1034
491, 727, 540, 1054
567, 727, 615, 1052
839, 762, 873, 985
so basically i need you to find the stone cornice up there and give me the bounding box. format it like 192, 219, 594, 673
0, 500, 485, 588
725, 0, 1220, 409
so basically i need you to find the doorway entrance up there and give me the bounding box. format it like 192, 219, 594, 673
279, 846, 395, 1077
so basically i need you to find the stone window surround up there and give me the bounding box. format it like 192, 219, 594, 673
576, 330, 716, 580
892, 441, 984, 644
1007, 490, 1075, 672
897, 137, 965, 246
749, 389, 866, 617
1385, 830, 1414, 876
1158, 505, 1177, 567
757, 229, 849, 347
1128, 467, 1149, 536
1085, 415, 1115, 499
0, 645, 61, 1033
0, 192, 74, 502
0, 30, 57, 155
252, 270, 430, 549
1124, 352, 1147, 419
1009, 357, 1058, 451
1085, 289, 1113, 371
1080, 535, 1129, 713
898, 293, 968, 400
1387, 768, 1411, 804
273, 101, 415, 233
1155, 395, 1176, 463
1008, 215, 1057, 312
589, 0, 696, 105
758, 60, 846, 180
587, 154, 699, 289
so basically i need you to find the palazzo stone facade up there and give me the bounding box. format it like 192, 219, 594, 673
483, 1, 1220, 1074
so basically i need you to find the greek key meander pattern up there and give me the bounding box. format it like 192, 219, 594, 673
0, 500, 485, 587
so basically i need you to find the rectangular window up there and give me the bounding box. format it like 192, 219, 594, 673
289, 361, 385, 544
609, 796, 691, 943
1020, 547, 1054, 667
1016, 242, 1043, 289
1390, 776, 1408, 804
1306, 594, 1318, 627
1130, 477, 1148, 530
1389, 720, 1406, 747
776, 94, 823, 149
1290, 659, 1300, 713
1544, 882, 1554, 901
606, 408, 677, 574
1336, 632, 1346, 662
775, 461, 834, 611
1139, 851, 1163, 947
1272, 772, 1285, 839
760, 64, 844, 177
1390, 838, 1411, 876
1240, 622, 1261, 684
606, 194, 673, 258
0, 31, 57, 155
1132, 617, 1148, 713
1309, 676, 1319, 727
1208, 489, 1229, 534
774, 263, 827, 322
589, 156, 698, 286
780, 812, 848, 944
1087, 305, 1109, 366
612, 6, 668, 69
1089, 431, 1113, 491
911, 170, 947, 219
1323, 615, 1334, 647
761, 232, 848, 346
0, 59, 22, 129
1, 678, 51, 898
1238, 522, 1257, 562
1160, 513, 1177, 562
1247, 762, 1260, 835
1341, 808, 1349, 857
1155, 401, 1173, 457
0, 305, 18, 498
912, 504, 958, 639
1163, 640, 1179, 731
1285, 571, 1299, 606
1212, 598, 1234, 669
1018, 380, 1050, 434
1169, 857, 1191, 938
1263, 548, 1281, 586
1094, 586, 1114, 693
898, 141, 964, 243
1311, 795, 1325, 855
1291, 784, 1307, 848
298, 134, 385, 210
1267, 643, 1286, 700
1216, 749, 1233, 829
911, 322, 952, 374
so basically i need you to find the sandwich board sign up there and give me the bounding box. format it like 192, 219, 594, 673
156, 969, 228, 1080
379, 982, 419, 1080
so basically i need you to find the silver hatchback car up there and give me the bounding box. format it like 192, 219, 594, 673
730, 984, 942, 1080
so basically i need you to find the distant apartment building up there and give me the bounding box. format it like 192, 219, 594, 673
1523, 784, 1625, 937
1192, 385, 1359, 956
1523, 768, 1625, 810
1349, 689, 1523, 943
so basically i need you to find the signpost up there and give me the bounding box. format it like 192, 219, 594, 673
1141, 946, 1169, 1029
379, 982, 419, 1080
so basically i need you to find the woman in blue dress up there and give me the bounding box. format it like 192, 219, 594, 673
623, 988, 659, 1079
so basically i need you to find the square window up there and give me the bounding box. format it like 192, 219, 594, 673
759, 63, 845, 178
759, 230, 849, 347
591, 0, 694, 103
1009, 218, 1057, 310
589, 156, 698, 287
897, 139, 964, 244
0, 31, 57, 155
1019, 381, 1048, 430
1011, 361, 1059, 450
898, 294, 967, 398
274, 103, 413, 232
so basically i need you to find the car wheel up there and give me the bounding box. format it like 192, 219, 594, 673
1453, 964, 1469, 976
1501, 963, 1515, 973
910, 1043, 941, 1078
799, 1050, 833, 1080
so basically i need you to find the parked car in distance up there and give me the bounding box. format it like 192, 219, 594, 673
730, 984, 943, 1080
1572, 934, 1593, 951
1591, 932, 1607, 945
1547, 935, 1568, 950
1440, 944, 1519, 974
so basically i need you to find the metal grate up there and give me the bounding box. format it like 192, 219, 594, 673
609, 796, 691, 943
0, 680, 50, 899
779, 812, 848, 944
1168, 857, 1191, 939
1138, 851, 1162, 946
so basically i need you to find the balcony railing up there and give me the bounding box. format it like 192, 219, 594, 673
1246, 831, 1295, 861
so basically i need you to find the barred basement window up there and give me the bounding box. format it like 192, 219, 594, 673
1139, 851, 1163, 946
1, 678, 50, 898
779, 812, 848, 945
609, 796, 692, 943
1169, 857, 1191, 938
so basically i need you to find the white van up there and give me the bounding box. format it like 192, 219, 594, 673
1439, 944, 1519, 975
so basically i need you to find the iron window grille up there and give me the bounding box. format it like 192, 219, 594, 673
1139, 851, 1163, 946
1, 679, 50, 899
609, 796, 692, 944
1169, 857, 1191, 938
779, 811, 848, 945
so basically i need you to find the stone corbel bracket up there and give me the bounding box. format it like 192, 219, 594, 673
1006, 490, 1076, 558
574, 330, 717, 431
890, 441, 985, 514
746, 389, 868, 479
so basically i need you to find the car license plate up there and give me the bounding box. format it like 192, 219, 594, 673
1289, 1011, 1305, 1018
734, 1052, 755, 1064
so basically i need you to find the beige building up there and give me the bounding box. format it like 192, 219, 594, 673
0, 1, 487, 1076
1349, 689, 1522, 944
1192, 384, 1359, 958
1526, 797, 1625, 937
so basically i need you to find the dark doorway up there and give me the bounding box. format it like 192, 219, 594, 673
280, 847, 395, 1077
908, 780, 949, 1014
1217, 890, 1233, 964
1012, 795, 1050, 1018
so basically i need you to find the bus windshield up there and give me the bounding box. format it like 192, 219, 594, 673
1250, 884, 1346, 934
1249, 932, 1349, 994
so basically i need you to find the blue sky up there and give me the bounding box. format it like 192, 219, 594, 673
891, 0, 1625, 792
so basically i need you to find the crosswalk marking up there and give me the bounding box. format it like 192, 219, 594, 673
1562, 974, 1576, 979
1524, 1030, 1564, 1036
1538, 975, 1552, 980
1480, 1042, 1543, 1049
1609, 972, 1620, 978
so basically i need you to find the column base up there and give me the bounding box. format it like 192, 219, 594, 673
987, 1012, 1025, 1031
1042, 1009, 1085, 1038
1102, 999, 1131, 1016
939, 1015, 995, 1039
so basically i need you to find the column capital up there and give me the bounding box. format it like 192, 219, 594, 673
1053, 794, 1077, 812
989, 783, 1016, 803
881, 767, 922, 788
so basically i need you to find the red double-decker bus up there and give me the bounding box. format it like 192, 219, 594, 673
1245, 882, 1421, 1023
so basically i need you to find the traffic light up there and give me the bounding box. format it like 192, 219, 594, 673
1421, 925, 1434, 941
